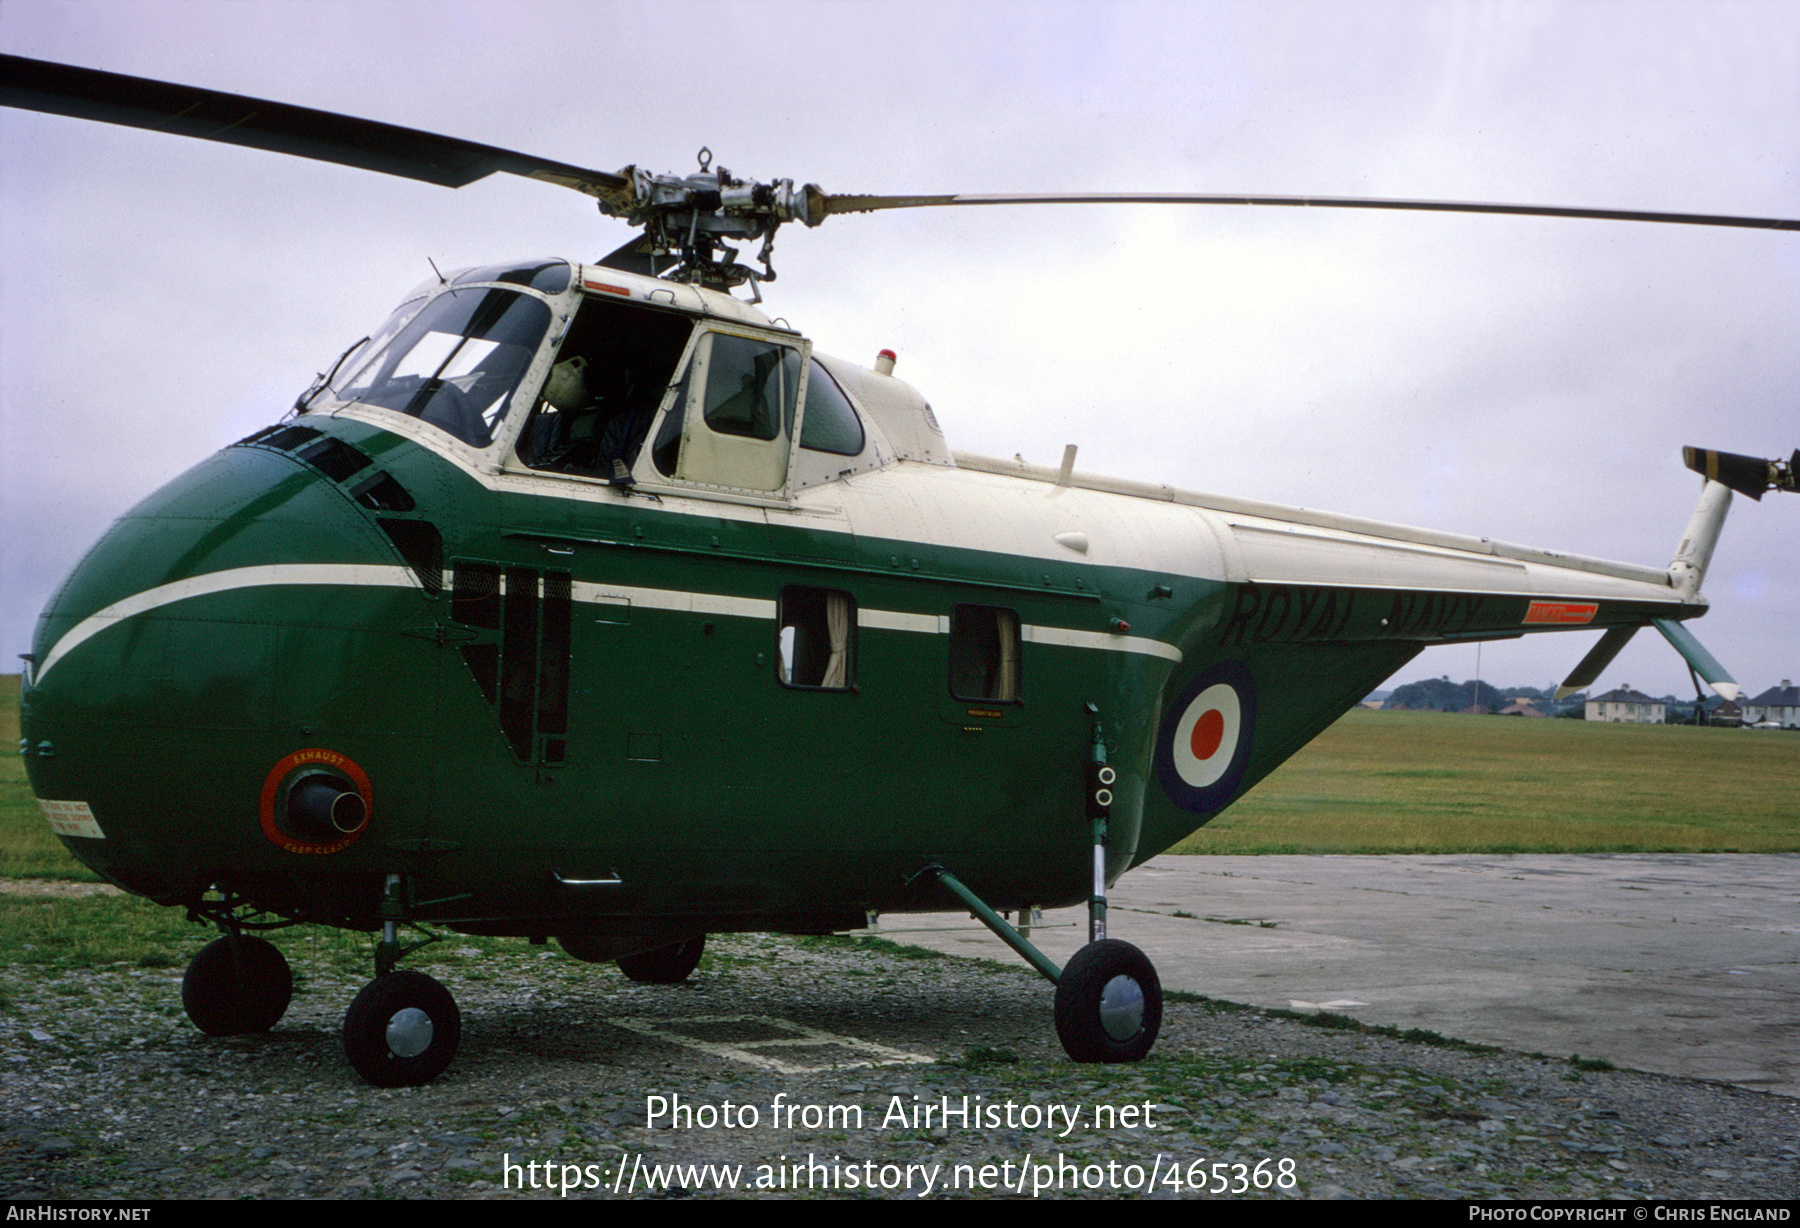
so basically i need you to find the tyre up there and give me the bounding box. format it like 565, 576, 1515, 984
181, 935, 293, 1036
342, 970, 461, 1087
1054, 938, 1162, 1063
557, 933, 616, 964
616, 935, 705, 984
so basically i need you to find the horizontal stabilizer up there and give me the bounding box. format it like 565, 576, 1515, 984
1652, 619, 1739, 701
1555, 625, 1640, 699
1682, 446, 1799, 502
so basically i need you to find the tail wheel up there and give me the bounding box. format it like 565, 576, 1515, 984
342, 970, 461, 1087
616, 935, 705, 984
182, 935, 293, 1036
1054, 939, 1162, 1063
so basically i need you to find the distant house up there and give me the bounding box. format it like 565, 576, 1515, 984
1585, 686, 1666, 724
1499, 701, 1546, 717
1742, 680, 1800, 728
1700, 695, 1744, 727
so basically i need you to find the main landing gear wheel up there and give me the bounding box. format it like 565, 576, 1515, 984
342, 970, 462, 1087
616, 935, 705, 984
1054, 939, 1162, 1063
182, 935, 294, 1036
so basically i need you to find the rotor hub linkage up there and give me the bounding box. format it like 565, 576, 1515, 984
596, 150, 825, 290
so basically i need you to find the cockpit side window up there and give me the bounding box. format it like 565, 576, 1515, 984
794, 360, 865, 456
517, 296, 694, 482
335, 288, 552, 447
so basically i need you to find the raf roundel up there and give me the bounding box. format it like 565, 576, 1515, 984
1155, 663, 1257, 813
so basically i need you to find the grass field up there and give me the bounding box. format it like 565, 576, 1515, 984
4, 677, 1796, 880
1173, 707, 1800, 854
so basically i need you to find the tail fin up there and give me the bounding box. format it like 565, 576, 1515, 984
1670, 446, 1797, 596
1558, 445, 1791, 701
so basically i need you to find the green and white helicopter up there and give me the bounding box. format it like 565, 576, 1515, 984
6, 55, 1796, 1087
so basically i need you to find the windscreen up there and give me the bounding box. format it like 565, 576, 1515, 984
334, 288, 552, 447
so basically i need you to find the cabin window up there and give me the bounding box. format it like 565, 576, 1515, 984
335, 288, 551, 448
652, 331, 802, 492
517, 296, 694, 480
777, 587, 855, 690
948, 605, 1021, 703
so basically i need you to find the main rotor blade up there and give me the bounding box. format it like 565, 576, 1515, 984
0, 55, 627, 198
819, 191, 1800, 232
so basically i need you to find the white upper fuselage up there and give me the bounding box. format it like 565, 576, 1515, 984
311, 261, 1694, 626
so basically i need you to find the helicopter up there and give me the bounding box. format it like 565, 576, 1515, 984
6, 54, 1797, 1087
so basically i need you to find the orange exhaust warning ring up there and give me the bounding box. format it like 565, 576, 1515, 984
258, 747, 373, 854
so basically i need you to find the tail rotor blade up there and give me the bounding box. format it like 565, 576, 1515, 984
1652, 619, 1740, 701
1555, 625, 1641, 700
1681, 446, 1800, 502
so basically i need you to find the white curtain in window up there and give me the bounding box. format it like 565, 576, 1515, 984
823, 591, 851, 689
996, 609, 1020, 701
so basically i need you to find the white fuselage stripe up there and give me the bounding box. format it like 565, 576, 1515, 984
37, 566, 1182, 684
35, 564, 420, 683
854, 606, 1180, 660
1022, 624, 1185, 662
567, 580, 1180, 661
568, 580, 777, 622
856, 609, 940, 634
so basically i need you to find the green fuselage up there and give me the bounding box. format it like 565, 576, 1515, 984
21, 271, 1698, 943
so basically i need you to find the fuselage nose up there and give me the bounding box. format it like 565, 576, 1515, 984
21, 426, 438, 898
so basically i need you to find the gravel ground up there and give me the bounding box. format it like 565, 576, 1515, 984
3, 927, 1796, 1201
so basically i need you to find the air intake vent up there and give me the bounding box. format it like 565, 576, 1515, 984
233, 424, 286, 447
350, 472, 416, 512
296, 437, 373, 483
232, 424, 321, 451
263, 425, 324, 452
377, 518, 443, 593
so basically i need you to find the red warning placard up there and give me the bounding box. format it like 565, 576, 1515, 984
1522, 601, 1599, 625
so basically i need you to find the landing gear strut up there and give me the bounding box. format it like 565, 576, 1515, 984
342, 873, 462, 1087
930, 710, 1164, 1065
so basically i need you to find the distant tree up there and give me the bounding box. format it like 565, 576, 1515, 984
1387, 677, 1511, 712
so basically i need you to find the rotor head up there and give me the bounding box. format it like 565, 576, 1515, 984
595, 148, 825, 290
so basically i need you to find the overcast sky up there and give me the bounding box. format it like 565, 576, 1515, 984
3, 0, 1795, 700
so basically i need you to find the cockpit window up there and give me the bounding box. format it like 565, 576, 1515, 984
452, 259, 572, 293
334, 288, 552, 447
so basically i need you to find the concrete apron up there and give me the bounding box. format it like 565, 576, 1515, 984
879, 854, 1800, 1098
